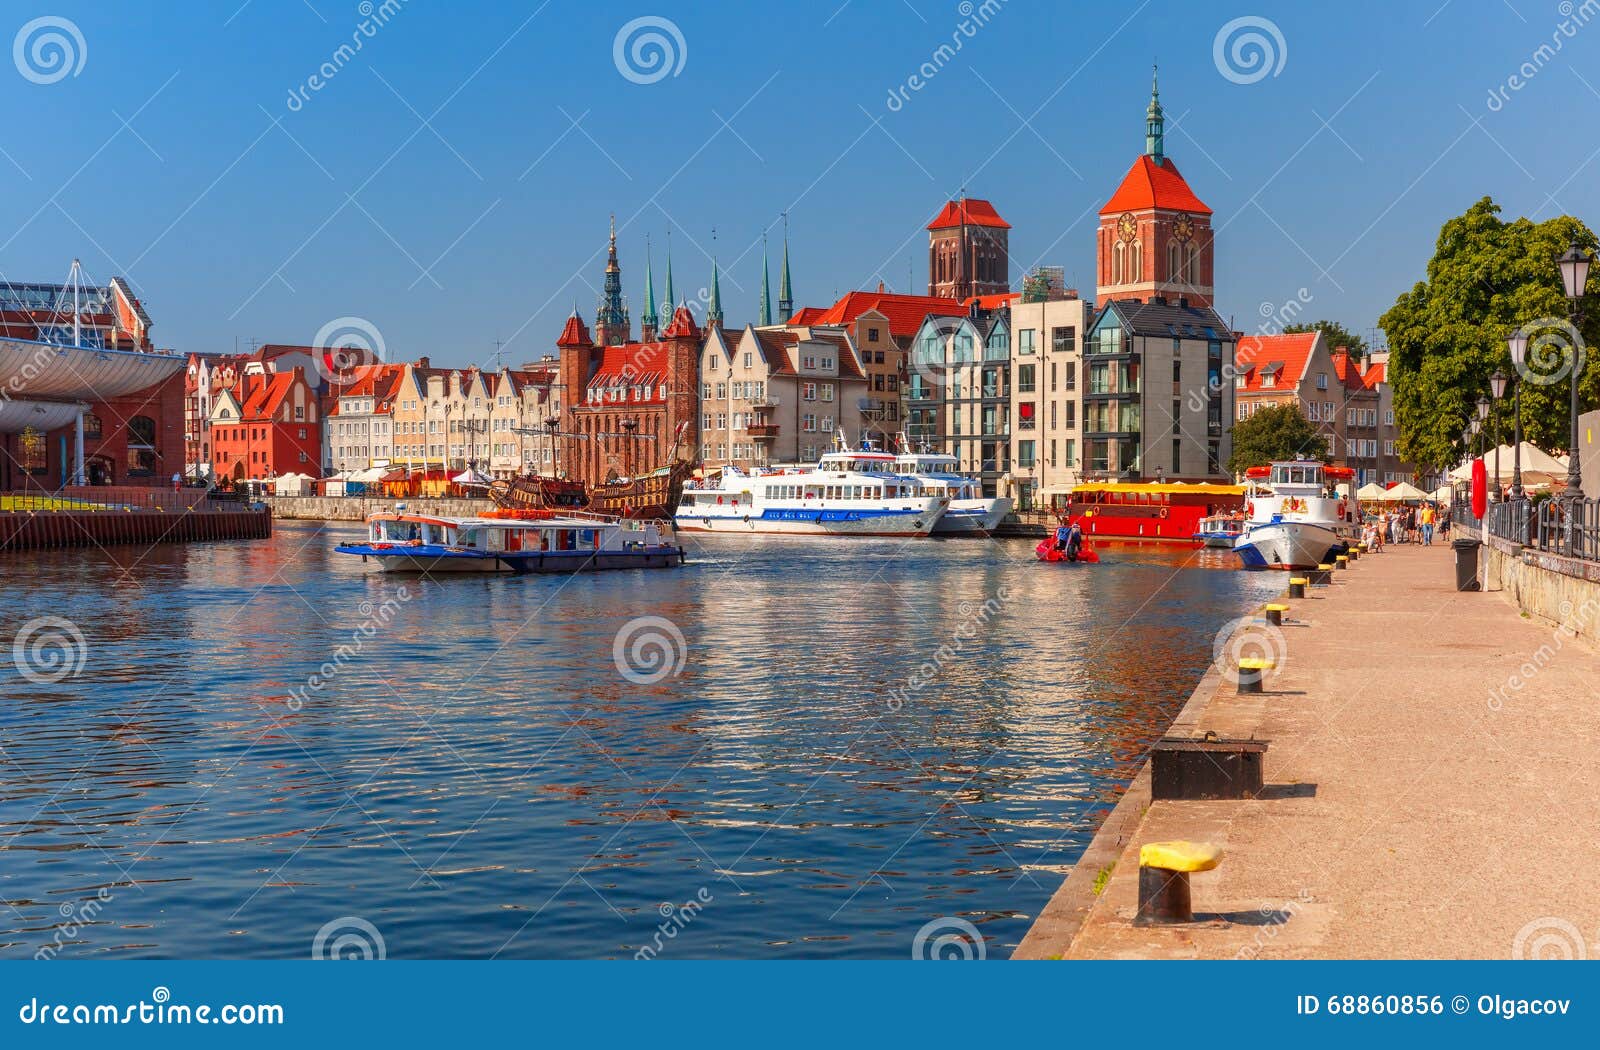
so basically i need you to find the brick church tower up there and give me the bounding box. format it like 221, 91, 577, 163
1095, 68, 1215, 308
926, 197, 1010, 300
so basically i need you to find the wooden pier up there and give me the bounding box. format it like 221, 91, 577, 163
0, 486, 271, 552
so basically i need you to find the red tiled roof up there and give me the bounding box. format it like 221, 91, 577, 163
927, 198, 1010, 230
787, 306, 827, 325
586, 342, 670, 402
798, 291, 963, 337
1101, 155, 1212, 215
963, 292, 1019, 311
557, 312, 592, 347
1234, 333, 1317, 393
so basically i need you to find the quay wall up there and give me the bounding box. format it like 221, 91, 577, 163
1482, 532, 1600, 644
0, 507, 270, 551
265, 496, 496, 522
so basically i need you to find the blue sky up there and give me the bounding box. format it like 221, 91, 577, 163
3, 0, 1598, 366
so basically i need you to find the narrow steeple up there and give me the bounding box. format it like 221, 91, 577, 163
760, 233, 773, 326
708, 256, 724, 327
641, 234, 658, 340
778, 213, 793, 321
1145, 63, 1164, 164
663, 231, 676, 313
595, 213, 630, 345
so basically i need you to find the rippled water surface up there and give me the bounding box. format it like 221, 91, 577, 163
0, 523, 1280, 958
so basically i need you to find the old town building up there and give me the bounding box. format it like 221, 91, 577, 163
209, 367, 322, 481
697, 323, 869, 470
1095, 70, 1216, 310
1006, 294, 1093, 509
927, 197, 1011, 300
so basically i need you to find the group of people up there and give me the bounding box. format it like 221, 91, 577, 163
1361, 502, 1444, 551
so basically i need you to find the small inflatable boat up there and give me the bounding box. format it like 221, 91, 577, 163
1034, 538, 1100, 563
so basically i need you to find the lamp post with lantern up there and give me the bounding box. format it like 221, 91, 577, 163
1476, 395, 1493, 502
1490, 370, 1508, 502
1557, 236, 1590, 501
1503, 330, 1526, 500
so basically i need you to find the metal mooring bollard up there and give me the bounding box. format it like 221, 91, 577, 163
1264, 603, 1287, 626
1288, 577, 1308, 599
1235, 657, 1273, 694
1313, 564, 1334, 585
1135, 841, 1223, 925
1335, 555, 1348, 570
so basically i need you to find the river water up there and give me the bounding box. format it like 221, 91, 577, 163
0, 523, 1279, 959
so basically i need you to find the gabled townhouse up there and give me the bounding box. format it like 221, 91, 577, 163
1006, 294, 1094, 510
907, 303, 1014, 495
209, 366, 322, 482
327, 364, 405, 473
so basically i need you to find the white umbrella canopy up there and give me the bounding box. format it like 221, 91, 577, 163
1378, 481, 1430, 502
1356, 482, 1388, 500
452, 468, 493, 486
1450, 442, 1568, 482
1433, 485, 1453, 502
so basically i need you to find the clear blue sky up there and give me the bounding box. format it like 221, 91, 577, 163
3, 0, 1596, 365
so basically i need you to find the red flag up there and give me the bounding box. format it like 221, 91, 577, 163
1471, 457, 1487, 520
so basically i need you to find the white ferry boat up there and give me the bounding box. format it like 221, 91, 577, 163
335, 509, 683, 573
1231, 461, 1362, 569
891, 449, 1013, 535
674, 450, 947, 536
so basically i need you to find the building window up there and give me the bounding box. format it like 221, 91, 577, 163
868, 327, 880, 342
126, 416, 158, 476
1018, 364, 1035, 393
19, 427, 47, 474
1018, 440, 1036, 468
1317, 372, 1328, 390
1051, 326, 1075, 354
1018, 329, 1037, 355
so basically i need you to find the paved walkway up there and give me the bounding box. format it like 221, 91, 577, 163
1018, 542, 1600, 960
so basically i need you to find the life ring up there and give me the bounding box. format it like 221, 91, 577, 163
1158, 507, 1169, 519
1246, 501, 1255, 517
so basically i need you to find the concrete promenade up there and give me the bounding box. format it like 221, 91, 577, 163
1017, 542, 1600, 959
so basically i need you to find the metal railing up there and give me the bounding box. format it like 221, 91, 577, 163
1479, 497, 1600, 562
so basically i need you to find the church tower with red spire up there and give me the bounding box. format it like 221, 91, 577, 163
1095, 67, 1215, 308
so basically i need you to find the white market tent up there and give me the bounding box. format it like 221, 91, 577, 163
1449, 442, 1567, 483
348, 466, 389, 484
1356, 482, 1388, 501
272, 472, 316, 496
452, 468, 493, 487
1367, 481, 1430, 502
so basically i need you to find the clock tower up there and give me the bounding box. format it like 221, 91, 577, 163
1095, 67, 1215, 308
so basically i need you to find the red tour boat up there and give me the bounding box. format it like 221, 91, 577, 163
1059, 481, 1247, 549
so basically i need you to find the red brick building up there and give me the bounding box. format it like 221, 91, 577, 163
0, 272, 186, 490
1095, 70, 1215, 309
926, 198, 1011, 300
557, 305, 701, 484
209, 367, 323, 482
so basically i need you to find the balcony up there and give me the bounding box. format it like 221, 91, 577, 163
751, 396, 780, 409
747, 423, 780, 439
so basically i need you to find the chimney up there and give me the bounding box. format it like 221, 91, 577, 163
416, 356, 430, 369
877, 280, 886, 293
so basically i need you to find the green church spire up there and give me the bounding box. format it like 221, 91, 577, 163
760, 233, 773, 326
1145, 62, 1164, 164
663, 231, 675, 315
708, 253, 724, 327
778, 216, 793, 321
642, 235, 658, 336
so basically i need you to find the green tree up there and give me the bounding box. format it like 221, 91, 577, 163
1379, 197, 1598, 473
1283, 320, 1369, 356
1226, 403, 1328, 475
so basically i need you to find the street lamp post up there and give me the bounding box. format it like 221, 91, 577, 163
1476, 395, 1493, 502
1490, 370, 1508, 503
1557, 236, 1590, 501
1506, 332, 1526, 500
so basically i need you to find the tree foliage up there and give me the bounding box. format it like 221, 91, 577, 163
1379, 197, 1599, 473
1226, 403, 1328, 475
1283, 320, 1369, 357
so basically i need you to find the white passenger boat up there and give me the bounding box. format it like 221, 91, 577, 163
335, 509, 683, 573
891, 449, 1013, 535
674, 450, 947, 536
1231, 461, 1361, 569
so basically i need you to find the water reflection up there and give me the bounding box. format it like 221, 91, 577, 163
0, 525, 1279, 958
